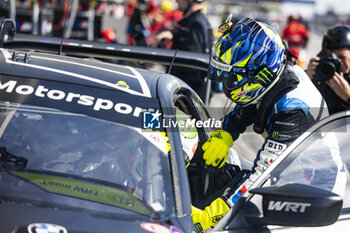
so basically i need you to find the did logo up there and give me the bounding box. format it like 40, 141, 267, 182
143, 110, 162, 129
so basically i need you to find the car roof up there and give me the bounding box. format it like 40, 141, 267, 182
0, 48, 161, 98
0, 48, 165, 128
0, 32, 209, 128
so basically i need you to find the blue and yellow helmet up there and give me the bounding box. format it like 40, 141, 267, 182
209, 17, 285, 105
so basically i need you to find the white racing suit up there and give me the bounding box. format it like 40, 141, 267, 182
192, 64, 331, 232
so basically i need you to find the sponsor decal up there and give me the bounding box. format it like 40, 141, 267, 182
149, 134, 161, 143
115, 81, 130, 89
236, 90, 247, 98
27, 223, 67, 233
12, 171, 153, 216
140, 223, 172, 233
0, 80, 142, 115
193, 223, 203, 233
266, 139, 287, 153
275, 121, 296, 126
210, 59, 233, 72
271, 131, 279, 139
267, 201, 311, 213
141, 130, 171, 153
254, 66, 275, 87
211, 214, 224, 224
211, 131, 223, 139
0, 78, 159, 128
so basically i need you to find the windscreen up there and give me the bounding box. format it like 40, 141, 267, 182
0, 102, 173, 216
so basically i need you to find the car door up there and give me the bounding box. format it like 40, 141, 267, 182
213, 111, 350, 233
264, 111, 350, 232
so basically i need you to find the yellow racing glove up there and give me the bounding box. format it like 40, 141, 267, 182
202, 129, 233, 168
191, 197, 230, 233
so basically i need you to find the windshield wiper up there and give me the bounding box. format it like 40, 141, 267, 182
0, 146, 27, 170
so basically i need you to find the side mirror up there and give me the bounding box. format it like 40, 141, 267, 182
246, 183, 342, 227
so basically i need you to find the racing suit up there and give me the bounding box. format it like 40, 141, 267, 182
191, 64, 329, 232
169, 10, 213, 100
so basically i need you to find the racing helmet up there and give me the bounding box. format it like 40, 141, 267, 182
175, 108, 199, 167
209, 17, 285, 105
322, 24, 350, 51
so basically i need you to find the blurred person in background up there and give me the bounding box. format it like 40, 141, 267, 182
126, 0, 159, 45
282, 15, 309, 68
306, 24, 350, 114
146, 0, 182, 45
152, 0, 213, 101
158, 0, 183, 36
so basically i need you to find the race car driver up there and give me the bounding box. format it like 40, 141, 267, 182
190, 17, 330, 232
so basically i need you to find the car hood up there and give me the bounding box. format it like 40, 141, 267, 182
0, 203, 179, 233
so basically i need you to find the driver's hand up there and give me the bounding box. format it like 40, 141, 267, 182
191, 198, 230, 233
202, 130, 233, 168
326, 72, 350, 102
306, 56, 320, 79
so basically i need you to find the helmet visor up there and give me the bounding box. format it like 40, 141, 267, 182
209, 56, 252, 90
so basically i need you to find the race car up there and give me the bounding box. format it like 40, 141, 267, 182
0, 19, 212, 233
0, 19, 349, 233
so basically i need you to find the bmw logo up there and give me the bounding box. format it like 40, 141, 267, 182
27, 223, 68, 233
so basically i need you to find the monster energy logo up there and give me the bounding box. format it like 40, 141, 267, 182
254, 66, 275, 87
194, 223, 203, 233
272, 131, 279, 139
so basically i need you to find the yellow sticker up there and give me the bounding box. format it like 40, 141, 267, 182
116, 81, 130, 89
